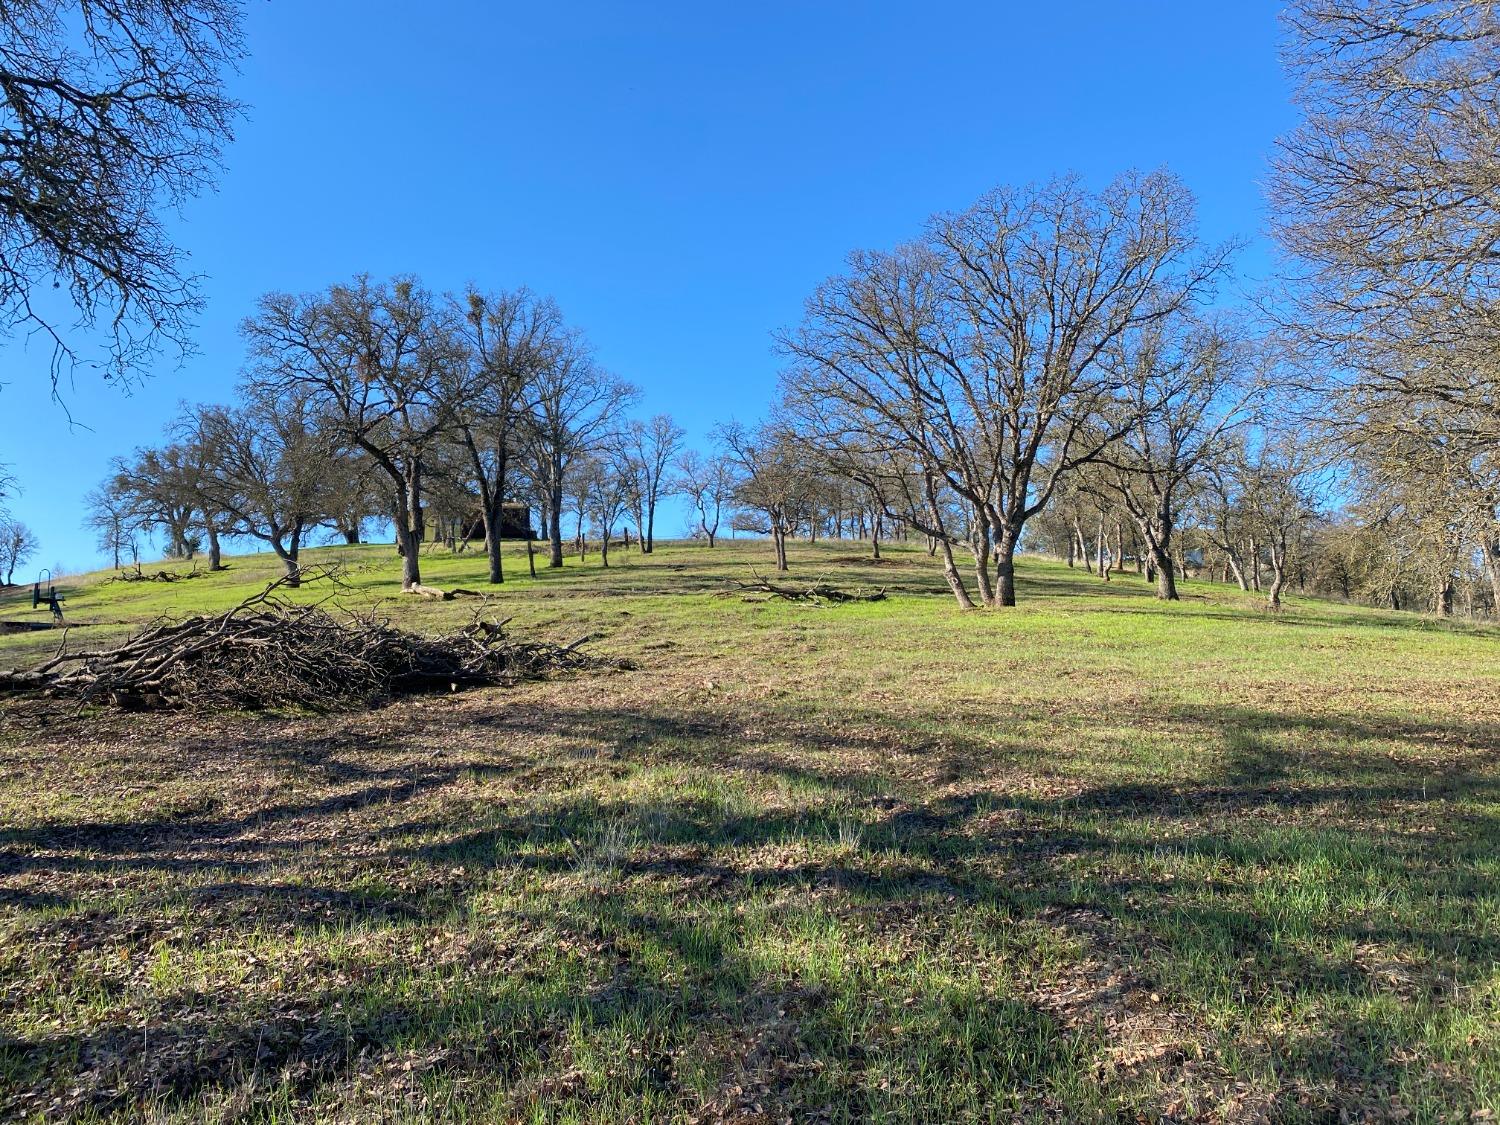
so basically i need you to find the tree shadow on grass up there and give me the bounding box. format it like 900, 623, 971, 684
1, 870, 1087, 1122
2, 695, 1498, 1118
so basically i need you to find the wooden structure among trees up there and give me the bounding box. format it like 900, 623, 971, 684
428, 502, 534, 545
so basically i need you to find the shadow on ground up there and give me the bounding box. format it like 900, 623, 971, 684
2, 682, 1497, 1120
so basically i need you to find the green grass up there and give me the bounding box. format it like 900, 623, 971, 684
1, 538, 1498, 1121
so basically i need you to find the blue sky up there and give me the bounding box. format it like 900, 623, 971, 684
0, 0, 1295, 571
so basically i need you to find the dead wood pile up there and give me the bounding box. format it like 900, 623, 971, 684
722, 572, 887, 605
0, 575, 618, 711
106, 568, 208, 584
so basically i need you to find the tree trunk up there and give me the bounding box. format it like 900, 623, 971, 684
526, 532, 537, 578
548, 485, 565, 568
972, 522, 997, 607
938, 537, 976, 609
601, 531, 611, 568
475, 457, 509, 584
1095, 515, 1108, 582
993, 529, 1019, 608
1482, 536, 1500, 616
1142, 515, 1179, 601
390, 472, 423, 590
271, 537, 301, 588
1266, 543, 1286, 610
871, 513, 881, 560
1267, 569, 1286, 610
1436, 577, 1455, 617
481, 505, 504, 584
205, 523, 223, 571
1152, 548, 1177, 600
773, 526, 788, 572
1225, 553, 1248, 592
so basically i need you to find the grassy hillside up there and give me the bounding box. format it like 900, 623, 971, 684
1, 540, 1498, 1121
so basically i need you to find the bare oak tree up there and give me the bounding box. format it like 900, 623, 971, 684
783, 170, 1230, 606
242, 276, 459, 591
189, 396, 341, 586
1273, 0, 1500, 430
674, 449, 734, 546
625, 414, 685, 553
0, 515, 36, 584
715, 420, 814, 572
1096, 320, 1258, 599
444, 287, 559, 583
526, 332, 636, 569
0, 1, 244, 391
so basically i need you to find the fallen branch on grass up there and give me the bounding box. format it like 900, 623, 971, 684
720, 571, 887, 605
0, 571, 624, 711
401, 584, 497, 601
106, 567, 209, 584
402, 583, 453, 600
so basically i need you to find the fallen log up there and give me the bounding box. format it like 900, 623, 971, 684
402, 583, 453, 600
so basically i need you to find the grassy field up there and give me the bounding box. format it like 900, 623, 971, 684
1, 538, 1498, 1122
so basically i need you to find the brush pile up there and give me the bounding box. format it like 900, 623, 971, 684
0, 575, 616, 711
722, 572, 887, 605
106, 568, 208, 584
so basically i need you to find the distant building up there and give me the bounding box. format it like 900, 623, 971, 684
426, 502, 534, 545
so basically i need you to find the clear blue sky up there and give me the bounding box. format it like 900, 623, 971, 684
0, 0, 1294, 572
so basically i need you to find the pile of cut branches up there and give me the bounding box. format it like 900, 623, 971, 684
722, 572, 887, 605
0, 573, 618, 711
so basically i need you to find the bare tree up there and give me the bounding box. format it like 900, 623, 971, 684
625, 414, 685, 553
782, 170, 1230, 606
715, 420, 814, 572
564, 452, 599, 558
1196, 450, 1257, 592
242, 276, 460, 591
1273, 0, 1500, 429
0, 1, 245, 392
444, 287, 558, 583
324, 451, 385, 545
189, 396, 341, 586
527, 330, 637, 569
0, 516, 36, 584
1240, 441, 1325, 611
1345, 403, 1500, 616
83, 485, 137, 570
586, 451, 635, 568
107, 443, 202, 560
674, 449, 734, 546
1096, 320, 1259, 599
